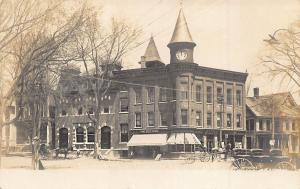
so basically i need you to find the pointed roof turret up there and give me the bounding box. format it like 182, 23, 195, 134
143, 35, 162, 62
167, 8, 196, 47
139, 35, 164, 68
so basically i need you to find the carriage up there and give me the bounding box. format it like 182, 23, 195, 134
232, 148, 295, 170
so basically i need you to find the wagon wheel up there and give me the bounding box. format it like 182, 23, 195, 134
199, 152, 210, 162
233, 158, 255, 170
274, 162, 295, 170
184, 156, 196, 164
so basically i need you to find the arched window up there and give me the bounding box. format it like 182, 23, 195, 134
87, 126, 95, 142
76, 127, 84, 143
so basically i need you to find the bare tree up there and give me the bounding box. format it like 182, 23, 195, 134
261, 21, 300, 89
75, 10, 141, 158
0, 1, 90, 169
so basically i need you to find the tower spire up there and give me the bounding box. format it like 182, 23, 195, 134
167, 8, 195, 47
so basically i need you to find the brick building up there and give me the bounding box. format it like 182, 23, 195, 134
51, 8, 248, 157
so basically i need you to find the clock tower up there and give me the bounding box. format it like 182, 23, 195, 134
167, 8, 196, 64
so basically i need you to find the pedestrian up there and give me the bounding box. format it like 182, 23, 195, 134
225, 143, 230, 161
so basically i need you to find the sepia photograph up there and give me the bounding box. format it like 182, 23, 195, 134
0, 0, 300, 188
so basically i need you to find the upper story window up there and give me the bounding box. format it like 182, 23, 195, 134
236, 90, 242, 106
148, 112, 154, 127
135, 112, 141, 128
120, 97, 129, 112
180, 82, 188, 100
206, 86, 212, 103
172, 85, 176, 100
159, 88, 167, 102
227, 88, 232, 105
236, 114, 241, 128
160, 112, 167, 126
207, 112, 212, 128
217, 112, 222, 128
259, 120, 263, 130
227, 113, 232, 128
172, 111, 176, 125
275, 119, 280, 132
292, 121, 296, 131
147, 87, 155, 103
181, 109, 188, 125
135, 88, 142, 104
196, 85, 202, 102
285, 120, 290, 131
217, 87, 223, 104
266, 120, 271, 131
196, 111, 202, 127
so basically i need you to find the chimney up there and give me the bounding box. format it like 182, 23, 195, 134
254, 87, 259, 98
139, 56, 146, 69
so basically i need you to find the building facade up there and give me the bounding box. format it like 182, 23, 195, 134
5, 8, 250, 157
246, 89, 300, 155
50, 8, 248, 157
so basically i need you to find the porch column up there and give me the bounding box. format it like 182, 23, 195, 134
203, 136, 207, 148
242, 135, 247, 149
213, 135, 218, 148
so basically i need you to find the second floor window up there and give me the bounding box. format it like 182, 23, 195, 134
160, 112, 167, 126
172, 111, 176, 125
236, 90, 242, 106
148, 112, 154, 127
61, 110, 67, 116
217, 87, 223, 104
207, 86, 212, 103
135, 113, 141, 128
236, 114, 241, 128
266, 120, 271, 131
135, 89, 142, 104
227, 113, 232, 128
160, 88, 167, 102
217, 112, 222, 128
147, 87, 155, 103
120, 98, 129, 112
227, 88, 232, 105
181, 109, 188, 125
259, 120, 263, 130
207, 112, 212, 127
180, 82, 188, 100
196, 85, 202, 102
285, 120, 289, 131
103, 107, 109, 113
292, 121, 296, 131
196, 111, 202, 127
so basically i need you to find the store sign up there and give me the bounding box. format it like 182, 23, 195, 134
269, 139, 275, 146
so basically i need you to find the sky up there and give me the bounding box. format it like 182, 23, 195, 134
95, 0, 300, 97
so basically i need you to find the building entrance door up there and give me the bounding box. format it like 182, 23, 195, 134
101, 126, 111, 149
59, 128, 68, 149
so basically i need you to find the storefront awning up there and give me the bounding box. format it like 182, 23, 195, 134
167, 133, 201, 145
127, 134, 168, 147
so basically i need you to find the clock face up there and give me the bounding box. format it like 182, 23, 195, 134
176, 50, 188, 60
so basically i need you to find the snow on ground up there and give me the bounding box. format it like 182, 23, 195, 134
0, 156, 300, 189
